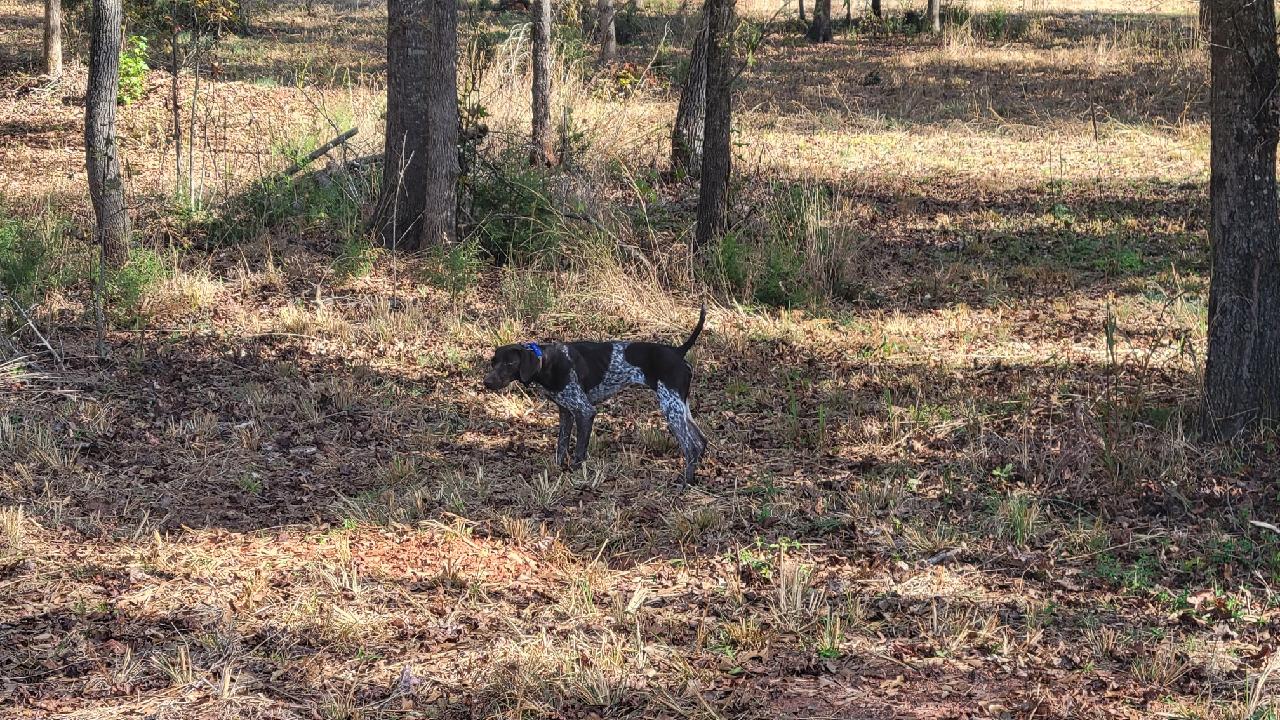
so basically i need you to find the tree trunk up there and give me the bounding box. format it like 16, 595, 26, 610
530, 0, 556, 166
44, 0, 62, 78
798, 0, 805, 23
807, 0, 831, 41
871, 0, 880, 18
421, 0, 459, 245
928, 0, 940, 33
670, 17, 708, 179
693, 0, 733, 251
1202, 0, 1280, 438
596, 0, 617, 63
372, 0, 432, 250
170, 17, 181, 195
86, 0, 128, 267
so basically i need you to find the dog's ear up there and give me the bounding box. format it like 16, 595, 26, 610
517, 347, 542, 383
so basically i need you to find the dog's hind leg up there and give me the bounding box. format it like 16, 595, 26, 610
657, 382, 706, 484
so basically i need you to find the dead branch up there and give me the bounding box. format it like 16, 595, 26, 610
1, 290, 64, 370
283, 127, 359, 177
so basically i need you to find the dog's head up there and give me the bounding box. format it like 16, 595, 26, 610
483, 343, 543, 391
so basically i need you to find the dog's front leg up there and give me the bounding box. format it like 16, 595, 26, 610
571, 406, 596, 466
556, 407, 573, 467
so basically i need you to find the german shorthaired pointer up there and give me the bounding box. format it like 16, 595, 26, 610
483, 306, 708, 483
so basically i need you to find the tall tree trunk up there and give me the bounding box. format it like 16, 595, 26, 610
1202, 0, 1280, 439
807, 0, 831, 41
596, 0, 617, 63
671, 17, 708, 178
86, 0, 128, 267
421, 0, 459, 245
530, 0, 556, 166
693, 0, 733, 251
372, 0, 432, 250
798, 0, 805, 24
44, 0, 62, 78
871, 0, 880, 18
928, 0, 940, 33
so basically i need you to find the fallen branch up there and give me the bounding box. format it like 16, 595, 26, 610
2, 291, 63, 370
282, 127, 358, 177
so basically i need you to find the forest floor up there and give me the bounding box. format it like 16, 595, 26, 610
8, 1, 1280, 719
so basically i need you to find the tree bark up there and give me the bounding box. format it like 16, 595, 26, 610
798, 0, 805, 23
372, 0, 432, 249
530, 0, 556, 166
928, 0, 940, 33
871, 0, 880, 18
421, 0, 459, 245
596, 0, 617, 63
807, 0, 831, 41
1201, 0, 1280, 438
44, 0, 62, 78
670, 16, 708, 178
693, 0, 733, 251
86, 0, 128, 267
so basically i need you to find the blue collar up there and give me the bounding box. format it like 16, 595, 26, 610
523, 342, 543, 359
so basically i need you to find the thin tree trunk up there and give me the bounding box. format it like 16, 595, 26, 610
421, 0, 459, 245
798, 0, 805, 23
530, 0, 556, 166
693, 0, 733, 251
44, 0, 62, 78
928, 0, 940, 32
871, 0, 880, 17
86, 0, 129, 267
807, 0, 831, 41
170, 15, 182, 196
372, 0, 432, 249
671, 17, 708, 178
1201, 0, 1280, 438
596, 0, 617, 63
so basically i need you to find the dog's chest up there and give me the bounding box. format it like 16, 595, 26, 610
586, 343, 646, 402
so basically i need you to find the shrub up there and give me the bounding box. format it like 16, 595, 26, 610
466, 150, 575, 263
711, 183, 834, 308
333, 236, 379, 279
0, 209, 82, 307
107, 246, 169, 319
422, 239, 483, 295
119, 35, 150, 105
192, 171, 364, 247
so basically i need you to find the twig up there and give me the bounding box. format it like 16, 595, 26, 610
2, 292, 63, 369
638, 22, 672, 85
282, 127, 359, 177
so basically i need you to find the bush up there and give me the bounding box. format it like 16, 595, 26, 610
106, 246, 169, 319
333, 236, 379, 279
191, 171, 364, 247
711, 183, 834, 308
422, 239, 483, 295
466, 150, 574, 263
118, 35, 150, 105
0, 210, 82, 307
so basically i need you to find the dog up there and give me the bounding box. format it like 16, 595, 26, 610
483, 306, 708, 483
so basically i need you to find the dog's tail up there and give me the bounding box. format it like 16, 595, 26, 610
678, 304, 707, 355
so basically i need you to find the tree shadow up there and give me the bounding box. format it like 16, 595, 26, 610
736, 27, 1205, 129
723, 169, 1206, 312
